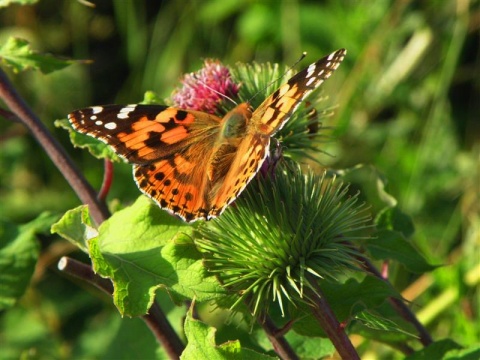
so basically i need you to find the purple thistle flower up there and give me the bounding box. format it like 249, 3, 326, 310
171, 59, 239, 114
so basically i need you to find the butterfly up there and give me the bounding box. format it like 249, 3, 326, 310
68, 49, 346, 222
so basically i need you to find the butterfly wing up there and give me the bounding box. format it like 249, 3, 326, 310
209, 49, 346, 215
69, 104, 224, 221
253, 48, 346, 135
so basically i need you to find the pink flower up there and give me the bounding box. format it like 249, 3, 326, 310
171, 59, 239, 114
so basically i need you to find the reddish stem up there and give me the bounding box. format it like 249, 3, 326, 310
98, 159, 114, 201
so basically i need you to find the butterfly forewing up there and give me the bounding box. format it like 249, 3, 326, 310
68, 105, 221, 163
253, 48, 346, 135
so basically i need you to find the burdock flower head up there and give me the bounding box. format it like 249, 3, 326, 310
171, 59, 239, 114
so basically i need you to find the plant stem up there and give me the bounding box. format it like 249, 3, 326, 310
357, 254, 433, 346
306, 274, 360, 360
260, 315, 300, 360
58, 257, 185, 359
98, 159, 114, 202
0, 68, 110, 225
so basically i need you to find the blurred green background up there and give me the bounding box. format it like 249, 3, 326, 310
0, 0, 478, 358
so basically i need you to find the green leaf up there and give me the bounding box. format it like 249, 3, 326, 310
55, 119, 122, 162
51, 205, 95, 253
366, 230, 438, 273
444, 344, 480, 360
405, 339, 463, 360
0, 37, 75, 74
284, 331, 335, 359
331, 164, 398, 211
181, 306, 276, 360
292, 276, 399, 336
0, 213, 59, 310
89, 196, 223, 316
375, 206, 415, 238
0, 0, 38, 8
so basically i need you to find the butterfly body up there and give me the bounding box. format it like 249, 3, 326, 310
69, 49, 346, 222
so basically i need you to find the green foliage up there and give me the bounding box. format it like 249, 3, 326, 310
182, 307, 277, 360
0, 213, 58, 310
0, 37, 75, 74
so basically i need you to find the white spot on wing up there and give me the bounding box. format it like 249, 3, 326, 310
104, 122, 117, 130
117, 105, 137, 119
91, 106, 103, 114
95, 120, 103, 125
306, 63, 316, 78
90, 115, 97, 120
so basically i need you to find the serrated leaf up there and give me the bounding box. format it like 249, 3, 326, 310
375, 206, 415, 238
0, 37, 75, 74
354, 309, 417, 337
88, 196, 223, 316
405, 339, 464, 360
366, 230, 438, 273
0, 213, 59, 310
55, 119, 123, 162
51, 205, 96, 253
181, 306, 276, 360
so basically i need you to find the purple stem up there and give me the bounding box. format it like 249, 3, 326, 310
0, 68, 109, 225
306, 274, 360, 360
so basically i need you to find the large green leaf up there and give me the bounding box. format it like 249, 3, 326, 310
88, 196, 223, 316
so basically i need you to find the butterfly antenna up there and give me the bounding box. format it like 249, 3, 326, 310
199, 81, 238, 106
248, 52, 307, 103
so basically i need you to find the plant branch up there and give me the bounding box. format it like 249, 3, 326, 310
0, 68, 109, 225
305, 274, 360, 360
259, 315, 300, 360
58, 257, 185, 359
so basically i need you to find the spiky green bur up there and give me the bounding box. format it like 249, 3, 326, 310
195, 163, 371, 317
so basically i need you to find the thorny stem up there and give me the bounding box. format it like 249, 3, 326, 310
0, 68, 110, 225
58, 257, 185, 359
0, 68, 184, 358
357, 254, 434, 346
305, 274, 360, 360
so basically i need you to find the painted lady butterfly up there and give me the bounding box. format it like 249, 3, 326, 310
69, 49, 346, 222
